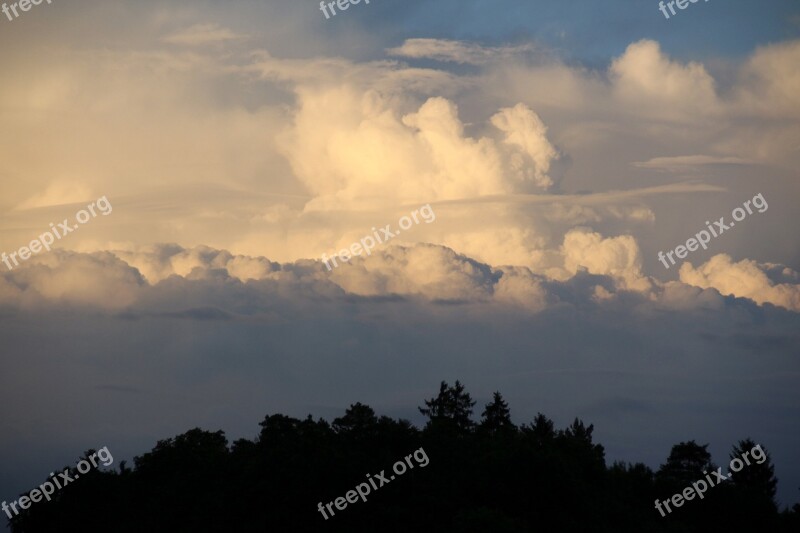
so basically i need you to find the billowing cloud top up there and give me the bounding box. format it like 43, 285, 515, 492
2, 242, 798, 314
0, 22, 798, 310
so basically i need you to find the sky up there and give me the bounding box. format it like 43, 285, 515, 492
1, 0, 799, 520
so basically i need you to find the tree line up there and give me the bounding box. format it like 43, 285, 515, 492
8, 380, 799, 532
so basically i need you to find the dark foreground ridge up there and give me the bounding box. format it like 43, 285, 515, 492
8, 381, 800, 532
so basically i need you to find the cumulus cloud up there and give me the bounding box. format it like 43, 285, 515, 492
5, 243, 797, 317
490, 103, 559, 189
1, 25, 797, 284
610, 39, 720, 119
2, 251, 145, 310
680, 255, 800, 312
279, 93, 560, 212
0, 244, 545, 312
559, 228, 649, 291
733, 40, 800, 119
656, 281, 727, 311
329, 244, 497, 301
492, 265, 550, 311
111, 244, 281, 284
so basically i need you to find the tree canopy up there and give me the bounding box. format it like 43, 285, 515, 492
7, 381, 796, 532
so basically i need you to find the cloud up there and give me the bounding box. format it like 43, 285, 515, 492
15, 180, 95, 210
610, 39, 720, 119
387, 38, 536, 65
4, 243, 797, 318
329, 243, 497, 302
490, 103, 559, 189
558, 228, 650, 291
492, 265, 551, 311
279, 92, 560, 212
110, 244, 280, 284
733, 40, 800, 119
433, 183, 724, 207
162, 24, 246, 46
0, 29, 797, 283
2, 250, 145, 310
631, 155, 756, 171
680, 255, 800, 312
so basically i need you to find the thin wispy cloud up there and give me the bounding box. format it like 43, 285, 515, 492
387, 38, 537, 65
632, 155, 757, 171
162, 23, 247, 46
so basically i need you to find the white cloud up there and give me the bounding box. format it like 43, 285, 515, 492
279, 92, 560, 212
3, 251, 144, 310
5, 243, 796, 316
680, 254, 800, 312
559, 228, 651, 291
1, 30, 797, 285
491, 103, 559, 189
610, 39, 720, 120
733, 40, 800, 119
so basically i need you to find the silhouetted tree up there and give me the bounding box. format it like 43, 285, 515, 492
521, 413, 556, 449
419, 380, 476, 434
558, 418, 605, 470
479, 392, 515, 436
729, 439, 778, 507
784, 497, 800, 531
725, 439, 779, 528
657, 440, 714, 488
258, 413, 301, 444
333, 402, 378, 436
